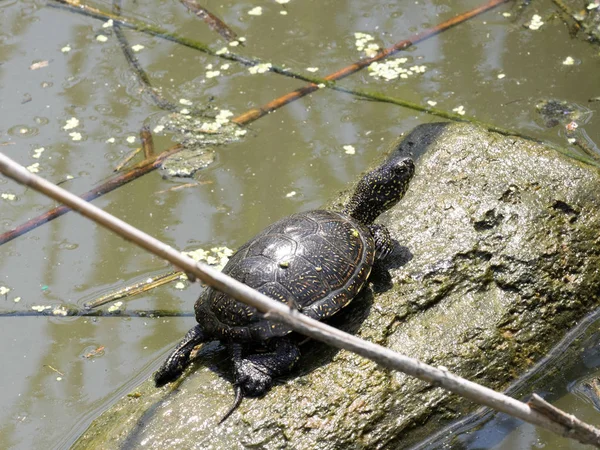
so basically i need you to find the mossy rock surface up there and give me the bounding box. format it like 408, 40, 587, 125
74, 123, 600, 449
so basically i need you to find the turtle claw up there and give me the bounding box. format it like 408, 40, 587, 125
219, 385, 244, 424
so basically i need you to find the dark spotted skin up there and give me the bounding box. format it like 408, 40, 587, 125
154, 156, 415, 420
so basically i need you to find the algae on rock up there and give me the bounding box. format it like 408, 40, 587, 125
73, 123, 600, 450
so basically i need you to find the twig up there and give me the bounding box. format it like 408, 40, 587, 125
0, 307, 193, 317
140, 126, 154, 159
0, 144, 182, 246
529, 394, 600, 443
44, 365, 65, 376
114, 126, 156, 172
113, 23, 180, 112
84, 270, 182, 309
1, 154, 600, 446
113, 147, 142, 172
180, 0, 238, 43
233, 0, 511, 124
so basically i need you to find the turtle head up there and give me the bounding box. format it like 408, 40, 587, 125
343, 157, 414, 224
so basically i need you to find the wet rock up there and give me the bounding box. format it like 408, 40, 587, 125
73, 123, 600, 449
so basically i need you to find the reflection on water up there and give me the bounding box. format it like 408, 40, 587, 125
413, 308, 600, 449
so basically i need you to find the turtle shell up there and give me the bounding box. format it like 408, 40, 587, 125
195, 210, 375, 342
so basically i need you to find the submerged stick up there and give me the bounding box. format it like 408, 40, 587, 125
3, 0, 514, 248
1, 153, 600, 446
233, 0, 510, 124
0, 308, 193, 317
180, 0, 238, 43
84, 270, 182, 309
0, 144, 182, 246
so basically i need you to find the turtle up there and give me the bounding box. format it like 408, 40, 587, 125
154, 155, 415, 421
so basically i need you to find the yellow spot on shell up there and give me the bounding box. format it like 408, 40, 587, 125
280, 261, 290, 268
315, 266, 322, 271
351, 229, 359, 238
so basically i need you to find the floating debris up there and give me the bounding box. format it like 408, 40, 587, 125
27, 163, 40, 173
354, 32, 380, 57
96, 34, 108, 42
131, 44, 144, 52
102, 19, 114, 28
30, 61, 49, 70
182, 246, 233, 272
156, 110, 246, 177
452, 105, 466, 116
83, 346, 105, 358
368, 58, 424, 81
497, 73, 506, 79
126, 136, 136, 144
286, 191, 297, 198
427, 100, 438, 107
61, 45, 71, 53
69, 132, 82, 141
0, 286, 10, 295
343, 145, 356, 155
63, 117, 79, 130
1, 193, 16, 201
31, 305, 52, 312
107, 301, 123, 313
563, 56, 575, 66
528, 14, 544, 30
52, 306, 68, 316
306, 67, 319, 72
32, 147, 45, 159
106, 137, 116, 143
248, 6, 262, 16
249, 63, 272, 74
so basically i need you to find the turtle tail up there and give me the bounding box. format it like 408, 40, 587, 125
154, 324, 207, 387
219, 385, 244, 424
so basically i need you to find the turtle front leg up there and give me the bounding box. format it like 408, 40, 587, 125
369, 223, 394, 260
154, 324, 207, 387
231, 338, 301, 397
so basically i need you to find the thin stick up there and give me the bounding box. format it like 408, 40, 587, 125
113, 23, 180, 112
84, 270, 182, 309
1, 153, 600, 446
529, 394, 600, 444
234, 0, 510, 124
0, 307, 193, 317
0, 144, 182, 246
113, 147, 142, 172
140, 126, 154, 159
180, 0, 238, 43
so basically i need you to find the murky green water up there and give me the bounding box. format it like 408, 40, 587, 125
0, 0, 599, 448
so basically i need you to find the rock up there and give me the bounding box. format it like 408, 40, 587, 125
73, 123, 600, 449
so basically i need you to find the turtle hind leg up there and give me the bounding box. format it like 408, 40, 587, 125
221, 338, 300, 421
154, 324, 207, 387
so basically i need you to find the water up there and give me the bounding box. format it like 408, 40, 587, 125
0, 0, 598, 448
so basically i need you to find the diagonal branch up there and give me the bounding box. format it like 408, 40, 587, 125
0, 145, 181, 245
